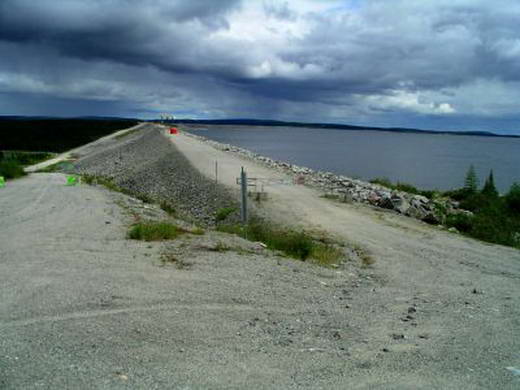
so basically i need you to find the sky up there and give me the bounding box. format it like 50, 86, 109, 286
1, 0, 520, 134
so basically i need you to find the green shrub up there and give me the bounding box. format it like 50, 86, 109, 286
481, 170, 498, 198
459, 193, 492, 212
506, 183, 520, 213
445, 213, 474, 233
464, 164, 479, 194
0, 160, 26, 179
128, 222, 185, 241
443, 188, 470, 201
215, 207, 237, 222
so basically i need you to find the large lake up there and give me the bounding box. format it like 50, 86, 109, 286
186, 125, 520, 192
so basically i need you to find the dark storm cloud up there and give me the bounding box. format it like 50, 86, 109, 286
1, 0, 520, 133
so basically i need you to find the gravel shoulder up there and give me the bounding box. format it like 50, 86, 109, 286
1, 124, 519, 389
170, 125, 520, 388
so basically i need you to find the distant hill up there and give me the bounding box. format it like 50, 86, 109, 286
164, 118, 520, 139
0, 118, 139, 152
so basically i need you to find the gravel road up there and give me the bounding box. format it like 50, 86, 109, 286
1, 124, 519, 389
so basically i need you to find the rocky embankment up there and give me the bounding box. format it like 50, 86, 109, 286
184, 130, 470, 225
74, 126, 238, 225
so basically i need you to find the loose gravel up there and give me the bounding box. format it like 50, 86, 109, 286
74, 125, 238, 225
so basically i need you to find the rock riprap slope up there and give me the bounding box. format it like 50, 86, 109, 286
184, 129, 468, 224
74, 125, 237, 225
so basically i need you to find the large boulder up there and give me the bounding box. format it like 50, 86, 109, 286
391, 196, 411, 214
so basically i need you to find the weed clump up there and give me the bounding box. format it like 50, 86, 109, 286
128, 222, 186, 241
218, 219, 343, 265
215, 207, 237, 222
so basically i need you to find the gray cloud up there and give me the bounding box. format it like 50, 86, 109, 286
1, 0, 520, 134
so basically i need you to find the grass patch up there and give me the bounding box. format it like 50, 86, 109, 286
309, 245, 344, 266
215, 207, 237, 222
81, 174, 148, 200
128, 222, 186, 241
217, 219, 343, 265
190, 227, 205, 235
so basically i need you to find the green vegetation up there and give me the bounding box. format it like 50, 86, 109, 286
128, 222, 186, 241
0, 150, 56, 180
370, 177, 438, 199
0, 119, 138, 152
464, 164, 479, 194
369, 167, 520, 249
217, 219, 343, 266
444, 166, 520, 249
160, 201, 176, 216
215, 207, 237, 222
82, 174, 153, 204
0, 160, 26, 179
0, 150, 54, 166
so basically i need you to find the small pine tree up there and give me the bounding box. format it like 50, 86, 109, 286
481, 170, 498, 198
464, 165, 479, 194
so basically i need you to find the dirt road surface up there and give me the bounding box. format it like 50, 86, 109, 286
170, 127, 520, 388
0, 125, 519, 389
24, 123, 146, 173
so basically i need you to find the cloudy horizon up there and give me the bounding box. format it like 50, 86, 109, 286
1, 0, 520, 134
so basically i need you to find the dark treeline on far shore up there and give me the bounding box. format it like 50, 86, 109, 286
165, 118, 520, 139
0, 118, 138, 152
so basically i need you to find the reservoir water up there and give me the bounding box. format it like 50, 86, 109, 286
186, 125, 520, 192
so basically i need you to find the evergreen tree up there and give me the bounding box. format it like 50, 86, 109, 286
481, 170, 498, 198
506, 182, 520, 213
464, 165, 479, 194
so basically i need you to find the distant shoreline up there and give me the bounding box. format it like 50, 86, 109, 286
169, 118, 520, 139
2, 115, 518, 139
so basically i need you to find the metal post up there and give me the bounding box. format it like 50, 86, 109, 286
215, 160, 218, 183
240, 167, 248, 224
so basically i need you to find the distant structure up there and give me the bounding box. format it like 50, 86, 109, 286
159, 114, 175, 122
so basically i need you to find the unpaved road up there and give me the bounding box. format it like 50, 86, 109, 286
1, 125, 519, 389
24, 123, 146, 173
170, 126, 520, 388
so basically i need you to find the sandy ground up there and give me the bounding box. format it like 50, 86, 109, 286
0, 125, 519, 389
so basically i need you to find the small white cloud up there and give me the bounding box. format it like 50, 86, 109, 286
363, 91, 455, 115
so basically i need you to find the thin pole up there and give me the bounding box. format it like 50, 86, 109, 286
215, 160, 218, 183
240, 167, 248, 224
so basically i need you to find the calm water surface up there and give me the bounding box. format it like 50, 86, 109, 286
188, 125, 520, 192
